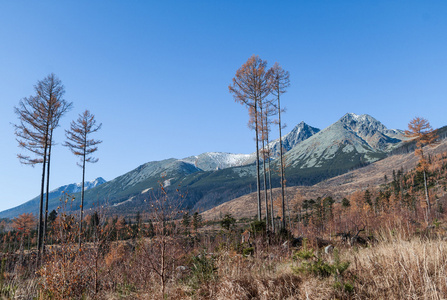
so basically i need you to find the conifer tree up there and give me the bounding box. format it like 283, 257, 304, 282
14, 73, 72, 262
405, 117, 438, 222
192, 212, 202, 232
64, 110, 102, 248
229, 55, 271, 221
182, 212, 191, 235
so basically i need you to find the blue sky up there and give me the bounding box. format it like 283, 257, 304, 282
1, 1, 446, 212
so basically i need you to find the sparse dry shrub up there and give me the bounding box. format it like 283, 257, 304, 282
105, 242, 128, 267
38, 246, 92, 299
37, 205, 113, 299
136, 235, 186, 296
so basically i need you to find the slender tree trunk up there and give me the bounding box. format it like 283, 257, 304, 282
254, 100, 262, 221
161, 238, 166, 297
43, 130, 53, 253
79, 150, 86, 249
262, 144, 269, 229
268, 157, 275, 233
423, 169, 431, 221
260, 104, 269, 230
277, 93, 286, 229
37, 137, 48, 265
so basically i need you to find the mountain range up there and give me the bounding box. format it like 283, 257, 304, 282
1, 113, 417, 219
0, 178, 107, 219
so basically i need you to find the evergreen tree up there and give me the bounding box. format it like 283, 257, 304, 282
182, 212, 191, 235
364, 190, 372, 207
192, 212, 202, 232
220, 214, 236, 231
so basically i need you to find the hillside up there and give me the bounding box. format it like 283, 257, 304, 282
0, 178, 106, 219
201, 134, 447, 220
1, 113, 414, 219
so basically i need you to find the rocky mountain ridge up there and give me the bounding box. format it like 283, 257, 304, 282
1, 113, 411, 218
0, 178, 106, 219
284, 113, 406, 171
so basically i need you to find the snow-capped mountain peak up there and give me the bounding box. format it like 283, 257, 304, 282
58, 177, 107, 194
181, 152, 253, 171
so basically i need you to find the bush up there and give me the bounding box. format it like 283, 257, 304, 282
292, 243, 350, 280
292, 239, 314, 260
187, 251, 218, 290
250, 220, 266, 237
242, 247, 254, 257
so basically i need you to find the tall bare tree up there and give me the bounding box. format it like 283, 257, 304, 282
269, 62, 290, 229
260, 100, 278, 232
229, 55, 271, 221
254, 97, 277, 231
37, 75, 72, 251
405, 117, 438, 222
64, 110, 102, 248
14, 73, 72, 262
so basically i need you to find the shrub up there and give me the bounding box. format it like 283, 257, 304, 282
292, 243, 350, 280
187, 251, 218, 290
242, 247, 254, 257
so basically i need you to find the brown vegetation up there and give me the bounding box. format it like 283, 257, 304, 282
4, 220, 447, 299
202, 137, 447, 221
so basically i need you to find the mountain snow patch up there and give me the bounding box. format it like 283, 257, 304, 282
141, 187, 153, 194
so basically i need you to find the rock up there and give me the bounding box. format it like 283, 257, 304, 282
176, 266, 188, 272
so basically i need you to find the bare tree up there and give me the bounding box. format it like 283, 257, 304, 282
269, 63, 290, 229
405, 117, 438, 223
140, 181, 183, 297
37, 75, 72, 252
253, 97, 277, 231
260, 100, 278, 232
64, 110, 102, 248
229, 55, 271, 221
260, 100, 269, 229
14, 73, 72, 262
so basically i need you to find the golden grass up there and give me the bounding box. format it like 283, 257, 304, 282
184, 234, 447, 299
6, 229, 447, 299
348, 237, 447, 299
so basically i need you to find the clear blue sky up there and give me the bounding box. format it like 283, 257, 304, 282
1, 1, 446, 212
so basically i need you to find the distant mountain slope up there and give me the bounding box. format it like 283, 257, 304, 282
180, 121, 320, 171
100, 113, 407, 214
0, 178, 106, 219
181, 152, 253, 171
269, 121, 320, 157
2, 113, 418, 219
80, 158, 202, 209
201, 135, 447, 221
283, 113, 406, 183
